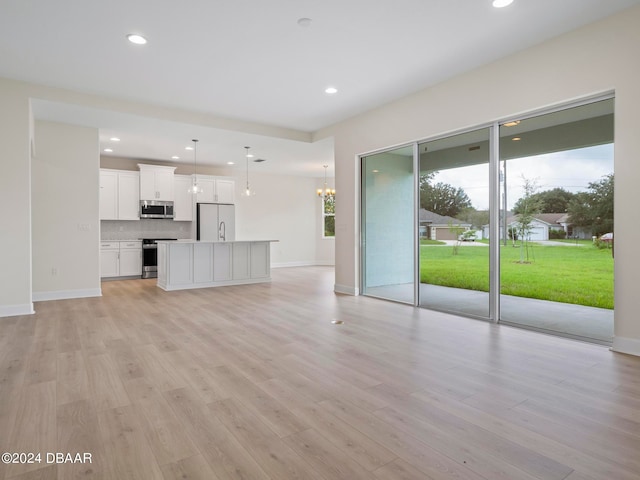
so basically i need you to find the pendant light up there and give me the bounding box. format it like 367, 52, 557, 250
317, 165, 336, 199
188, 139, 202, 194
243, 146, 255, 196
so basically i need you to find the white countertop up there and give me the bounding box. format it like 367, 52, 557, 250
155, 239, 278, 244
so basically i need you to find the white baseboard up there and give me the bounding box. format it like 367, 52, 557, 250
611, 336, 640, 357
33, 288, 102, 302
334, 284, 359, 295
272, 261, 335, 268
0, 303, 35, 317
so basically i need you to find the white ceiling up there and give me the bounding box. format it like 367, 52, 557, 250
2, 0, 638, 176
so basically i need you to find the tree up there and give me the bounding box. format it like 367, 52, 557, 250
420, 173, 472, 218
514, 176, 542, 263
567, 173, 614, 237
512, 187, 576, 214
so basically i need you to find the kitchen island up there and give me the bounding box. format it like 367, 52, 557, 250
156, 239, 277, 291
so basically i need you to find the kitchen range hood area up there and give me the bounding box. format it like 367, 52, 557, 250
100, 163, 277, 289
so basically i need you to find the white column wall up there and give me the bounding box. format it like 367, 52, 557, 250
32, 121, 100, 300
0, 81, 32, 316
320, 6, 640, 355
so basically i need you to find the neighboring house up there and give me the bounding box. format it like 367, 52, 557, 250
419, 209, 472, 240
482, 212, 592, 240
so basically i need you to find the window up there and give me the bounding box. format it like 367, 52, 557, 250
322, 194, 335, 237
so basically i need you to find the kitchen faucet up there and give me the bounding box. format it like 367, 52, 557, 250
219, 221, 226, 242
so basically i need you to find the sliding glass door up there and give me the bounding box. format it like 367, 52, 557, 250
418, 128, 491, 318
359, 96, 614, 344
499, 98, 614, 343
361, 145, 415, 304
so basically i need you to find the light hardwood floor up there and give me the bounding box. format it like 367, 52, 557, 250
1, 266, 639, 479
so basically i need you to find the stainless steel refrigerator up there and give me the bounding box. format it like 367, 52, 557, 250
197, 203, 235, 242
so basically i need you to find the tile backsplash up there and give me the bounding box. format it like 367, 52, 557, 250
101, 220, 192, 240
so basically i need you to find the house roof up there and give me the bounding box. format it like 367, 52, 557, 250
505, 213, 567, 226
419, 209, 470, 227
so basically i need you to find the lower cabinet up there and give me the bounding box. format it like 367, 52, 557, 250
157, 241, 273, 291
100, 243, 119, 277
100, 241, 142, 278
213, 243, 232, 281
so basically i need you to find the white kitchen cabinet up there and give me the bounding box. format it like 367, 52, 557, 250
215, 178, 235, 204
232, 243, 251, 280
173, 175, 194, 221
100, 242, 119, 277
117, 172, 140, 220
213, 243, 232, 281
193, 243, 214, 283
195, 176, 215, 204
138, 164, 176, 201
100, 241, 141, 278
99, 171, 118, 220
195, 176, 235, 204
119, 241, 142, 276
157, 240, 275, 291
250, 242, 270, 278
99, 169, 140, 220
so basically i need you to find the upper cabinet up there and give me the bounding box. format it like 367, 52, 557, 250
195, 175, 235, 204
173, 174, 194, 221
215, 178, 235, 204
138, 164, 176, 201
99, 169, 140, 220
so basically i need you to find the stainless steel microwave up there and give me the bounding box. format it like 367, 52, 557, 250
140, 200, 174, 219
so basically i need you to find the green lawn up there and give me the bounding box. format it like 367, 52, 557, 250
420, 243, 614, 309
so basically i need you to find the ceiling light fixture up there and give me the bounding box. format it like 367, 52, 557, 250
126, 34, 147, 45
243, 146, 255, 196
103, 148, 113, 153
110, 137, 120, 142
325, 86, 338, 94
512, 137, 521, 141
503, 120, 521, 127
188, 139, 202, 194
492, 0, 514, 7
297, 17, 312, 27
227, 161, 235, 165
171, 156, 179, 160
185, 146, 194, 151
317, 165, 336, 199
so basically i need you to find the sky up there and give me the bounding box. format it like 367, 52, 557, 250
432, 143, 614, 211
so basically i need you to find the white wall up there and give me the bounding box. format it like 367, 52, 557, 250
0, 80, 32, 316
234, 171, 319, 267
317, 5, 640, 355
31, 121, 101, 300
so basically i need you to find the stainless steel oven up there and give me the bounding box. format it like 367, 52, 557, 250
142, 238, 177, 278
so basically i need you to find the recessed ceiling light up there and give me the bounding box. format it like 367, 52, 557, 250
297, 17, 312, 27
325, 87, 338, 94
246, 153, 254, 158
110, 137, 121, 142
171, 156, 180, 160
227, 161, 235, 165
512, 137, 521, 141
127, 34, 147, 45
492, 0, 514, 7
103, 148, 113, 153
372, 169, 379, 173
503, 120, 521, 127
185, 146, 194, 151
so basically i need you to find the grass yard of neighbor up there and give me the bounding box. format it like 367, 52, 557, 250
420, 242, 614, 309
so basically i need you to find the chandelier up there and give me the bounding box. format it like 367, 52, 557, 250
317, 165, 335, 199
